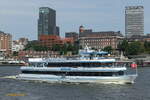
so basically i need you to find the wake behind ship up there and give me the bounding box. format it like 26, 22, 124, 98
17, 46, 137, 84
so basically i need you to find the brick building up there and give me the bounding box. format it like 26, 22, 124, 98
0, 31, 12, 52
38, 34, 74, 49
79, 29, 124, 50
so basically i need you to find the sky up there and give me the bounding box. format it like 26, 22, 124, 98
0, 0, 148, 40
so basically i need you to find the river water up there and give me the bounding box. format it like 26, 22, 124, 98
0, 66, 150, 100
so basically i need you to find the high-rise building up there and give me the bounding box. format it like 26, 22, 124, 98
0, 31, 12, 52
38, 7, 56, 38
125, 6, 144, 38
56, 26, 60, 36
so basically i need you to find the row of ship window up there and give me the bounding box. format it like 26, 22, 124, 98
22, 71, 124, 76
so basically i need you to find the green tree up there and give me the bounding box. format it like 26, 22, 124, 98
73, 45, 79, 55
13, 51, 18, 56
52, 44, 61, 51
72, 41, 79, 55
52, 42, 79, 55
61, 43, 68, 55
102, 46, 113, 54
67, 43, 74, 51
127, 41, 144, 55
33, 45, 49, 51
118, 40, 129, 56
144, 41, 150, 54
24, 42, 49, 51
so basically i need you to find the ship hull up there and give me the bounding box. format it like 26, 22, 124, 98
17, 74, 137, 84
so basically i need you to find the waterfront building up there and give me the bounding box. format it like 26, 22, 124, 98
12, 41, 24, 52
65, 32, 79, 41
18, 38, 28, 45
62, 37, 74, 44
39, 35, 61, 48
125, 6, 144, 38
38, 7, 56, 38
79, 25, 93, 37
38, 35, 74, 49
12, 38, 28, 52
79, 30, 124, 50
127, 35, 144, 42
0, 31, 12, 52
127, 34, 150, 42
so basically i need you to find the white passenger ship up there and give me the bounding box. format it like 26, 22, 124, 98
17, 46, 137, 84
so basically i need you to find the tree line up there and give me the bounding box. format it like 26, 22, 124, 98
118, 40, 150, 56
24, 40, 150, 56
24, 42, 79, 55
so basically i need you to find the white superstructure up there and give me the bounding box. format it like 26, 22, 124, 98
17, 46, 137, 84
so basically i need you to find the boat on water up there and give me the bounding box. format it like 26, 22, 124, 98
17, 46, 138, 84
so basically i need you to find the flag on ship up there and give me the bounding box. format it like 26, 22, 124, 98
131, 62, 137, 69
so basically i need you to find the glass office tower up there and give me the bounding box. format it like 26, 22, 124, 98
38, 7, 56, 36
125, 6, 144, 38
